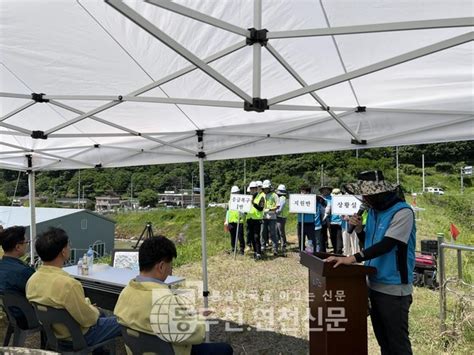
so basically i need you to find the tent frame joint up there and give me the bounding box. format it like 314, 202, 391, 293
31, 93, 49, 103
356, 106, 366, 112
95, 163, 103, 169
351, 138, 367, 145
196, 151, 206, 158
31, 131, 48, 140
246, 28, 268, 46
244, 98, 269, 112
94, 144, 100, 148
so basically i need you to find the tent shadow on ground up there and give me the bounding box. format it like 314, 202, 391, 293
209, 318, 308, 355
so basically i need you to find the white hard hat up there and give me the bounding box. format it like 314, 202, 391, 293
247, 185, 251, 193
231, 186, 240, 193
277, 184, 286, 192
256, 180, 263, 187
262, 180, 271, 188
249, 181, 257, 188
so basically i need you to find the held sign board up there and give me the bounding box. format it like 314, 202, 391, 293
229, 194, 252, 213
289, 194, 316, 214
331, 195, 362, 215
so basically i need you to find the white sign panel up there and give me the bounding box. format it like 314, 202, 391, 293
229, 194, 252, 213
289, 194, 316, 214
331, 195, 362, 215
463, 166, 472, 175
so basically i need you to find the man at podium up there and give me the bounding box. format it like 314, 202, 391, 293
326, 170, 416, 355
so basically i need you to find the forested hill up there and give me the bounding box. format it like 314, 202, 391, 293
0, 141, 472, 206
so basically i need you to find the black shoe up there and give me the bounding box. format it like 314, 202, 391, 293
273, 251, 278, 257
239, 249, 244, 255
254, 253, 262, 260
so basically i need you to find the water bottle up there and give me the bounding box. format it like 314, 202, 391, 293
305, 240, 314, 254
82, 254, 89, 275
77, 259, 83, 275
86, 246, 94, 270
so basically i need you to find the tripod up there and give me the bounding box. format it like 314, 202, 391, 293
133, 222, 154, 249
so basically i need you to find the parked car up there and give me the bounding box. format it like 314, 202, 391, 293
425, 187, 445, 195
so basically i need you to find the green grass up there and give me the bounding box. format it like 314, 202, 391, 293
111, 208, 229, 267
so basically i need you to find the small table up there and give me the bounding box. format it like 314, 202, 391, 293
63, 264, 184, 310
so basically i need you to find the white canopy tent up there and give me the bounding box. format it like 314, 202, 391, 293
0, 0, 473, 308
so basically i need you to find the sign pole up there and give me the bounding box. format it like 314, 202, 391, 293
233, 216, 240, 260
301, 214, 305, 251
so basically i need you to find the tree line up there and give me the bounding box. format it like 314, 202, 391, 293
0, 141, 472, 207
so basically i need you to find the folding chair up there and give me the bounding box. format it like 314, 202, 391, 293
1, 292, 44, 347
31, 303, 116, 355
120, 326, 174, 355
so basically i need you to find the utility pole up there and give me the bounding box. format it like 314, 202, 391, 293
320, 164, 324, 186
130, 177, 133, 209
396, 146, 400, 185
191, 172, 194, 205
82, 186, 85, 208
422, 154, 425, 193
460, 167, 464, 195
244, 159, 247, 193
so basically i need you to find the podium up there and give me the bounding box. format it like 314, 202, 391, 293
300, 252, 376, 355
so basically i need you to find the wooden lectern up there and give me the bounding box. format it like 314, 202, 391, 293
300, 252, 376, 355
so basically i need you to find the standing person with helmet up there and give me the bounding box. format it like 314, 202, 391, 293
224, 186, 245, 255
326, 170, 416, 355
328, 188, 344, 254
275, 184, 289, 253
261, 180, 280, 256
246, 182, 265, 260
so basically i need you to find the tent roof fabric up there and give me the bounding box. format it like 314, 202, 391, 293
0, 0, 473, 171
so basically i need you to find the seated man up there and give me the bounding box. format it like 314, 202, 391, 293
26, 227, 120, 351
0, 226, 35, 327
114, 236, 233, 355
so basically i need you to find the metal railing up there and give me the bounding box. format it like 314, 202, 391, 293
437, 233, 474, 332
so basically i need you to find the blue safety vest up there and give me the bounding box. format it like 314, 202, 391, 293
365, 202, 416, 285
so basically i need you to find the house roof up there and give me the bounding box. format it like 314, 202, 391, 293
0, 207, 115, 229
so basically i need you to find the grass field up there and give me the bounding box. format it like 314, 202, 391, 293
1, 186, 472, 354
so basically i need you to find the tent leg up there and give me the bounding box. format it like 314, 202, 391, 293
198, 156, 209, 340
28, 170, 36, 265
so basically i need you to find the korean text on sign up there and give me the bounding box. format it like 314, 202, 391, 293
330, 195, 361, 215
229, 194, 252, 213
289, 194, 316, 214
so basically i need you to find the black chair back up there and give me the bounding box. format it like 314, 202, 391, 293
3, 292, 40, 329
120, 326, 175, 355
31, 302, 87, 352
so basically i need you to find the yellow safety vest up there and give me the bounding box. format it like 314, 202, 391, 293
228, 209, 244, 223
248, 192, 265, 220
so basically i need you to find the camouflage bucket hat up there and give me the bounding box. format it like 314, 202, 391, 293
344, 170, 398, 196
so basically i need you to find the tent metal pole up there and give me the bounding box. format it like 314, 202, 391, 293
396, 146, 400, 185
268, 32, 474, 105
267, 17, 474, 39
0, 122, 31, 135
0, 92, 33, 99
266, 43, 361, 141
270, 104, 348, 111
27, 161, 36, 265
145, 0, 248, 36
0, 101, 35, 122
365, 107, 473, 116
198, 156, 209, 312
253, 0, 262, 98
46, 95, 245, 108
106, 0, 252, 102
